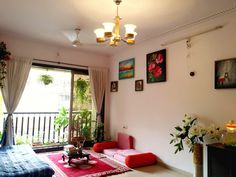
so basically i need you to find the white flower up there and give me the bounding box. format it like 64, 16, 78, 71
184, 138, 193, 148
206, 124, 221, 139
189, 125, 200, 137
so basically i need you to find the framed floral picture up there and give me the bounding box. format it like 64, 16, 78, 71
215, 58, 236, 89
110, 81, 118, 92
146, 49, 166, 83
135, 79, 143, 91
119, 58, 135, 80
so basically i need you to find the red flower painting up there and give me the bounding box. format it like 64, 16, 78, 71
146, 49, 166, 83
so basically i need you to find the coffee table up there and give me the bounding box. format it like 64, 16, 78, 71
62, 151, 90, 166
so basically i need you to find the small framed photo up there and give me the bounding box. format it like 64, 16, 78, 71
215, 58, 236, 89
135, 80, 143, 91
110, 81, 118, 92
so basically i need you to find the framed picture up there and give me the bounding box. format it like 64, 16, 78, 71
110, 81, 118, 92
215, 58, 236, 89
146, 49, 166, 83
119, 58, 135, 80
135, 80, 143, 91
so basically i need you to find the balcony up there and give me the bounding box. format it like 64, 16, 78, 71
3, 111, 96, 150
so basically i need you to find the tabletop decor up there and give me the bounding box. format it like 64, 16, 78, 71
170, 114, 221, 177
0, 42, 11, 88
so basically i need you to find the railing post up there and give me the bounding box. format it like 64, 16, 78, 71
48, 115, 51, 143
21, 116, 24, 136
43, 115, 46, 144
26, 115, 30, 139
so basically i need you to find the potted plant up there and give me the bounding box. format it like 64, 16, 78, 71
0, 42, 11, 88
39, 74, 53, 85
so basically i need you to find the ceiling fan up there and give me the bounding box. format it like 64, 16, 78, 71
63, 28, 104, 47
71, 28, 81, 47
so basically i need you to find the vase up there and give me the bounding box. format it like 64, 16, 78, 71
193, 143, 203, 177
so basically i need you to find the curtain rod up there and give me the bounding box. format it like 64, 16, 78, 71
33, 58, 88, 69
161, 25, 223, 46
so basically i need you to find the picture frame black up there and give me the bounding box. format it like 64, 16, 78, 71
135, 80, 143, 91
110, 81, 118, 92
146, 49, 166, 83
215, 58, 236, 89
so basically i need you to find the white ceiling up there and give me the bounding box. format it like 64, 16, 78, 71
0, 0, 236, 56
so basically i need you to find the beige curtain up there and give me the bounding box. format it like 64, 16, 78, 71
1, 56, 32, 146
88, 67, 108, 126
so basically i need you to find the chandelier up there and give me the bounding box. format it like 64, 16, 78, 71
94, 0, 137, 47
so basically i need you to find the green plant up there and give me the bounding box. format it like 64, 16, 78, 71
15, 136, 30, 145
79, 109, 92, 139
75, 78, 89, 104
54, 107, 69, 132
72, 109, 92, 140
39, 74, 53, 85
93, 123, 104, 142
0, 42, 11, 88
0, 131, 2, 140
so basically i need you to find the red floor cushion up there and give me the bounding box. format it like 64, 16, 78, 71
93, 141, 118, 153
125, 152, 157, 168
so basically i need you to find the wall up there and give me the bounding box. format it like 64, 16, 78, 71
109, 12, 236, 174
0, 35, 109, 67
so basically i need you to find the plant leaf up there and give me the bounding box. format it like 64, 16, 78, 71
175, 126, 182, 131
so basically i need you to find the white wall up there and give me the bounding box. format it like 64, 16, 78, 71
109, 12, 236, 174
0, 35, 109, 67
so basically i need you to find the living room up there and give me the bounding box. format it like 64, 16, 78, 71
1, 1, 236, 177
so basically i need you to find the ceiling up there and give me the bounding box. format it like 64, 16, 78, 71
0, 0, 236, 56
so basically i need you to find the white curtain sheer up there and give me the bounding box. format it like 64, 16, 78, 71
88, 67, 108, 126
1, 56, 32, 146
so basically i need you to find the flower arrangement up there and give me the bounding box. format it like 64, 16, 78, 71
170, 114, 221, 153
0, 42, 11, 88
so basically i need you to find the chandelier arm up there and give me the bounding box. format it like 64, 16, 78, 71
121, 38, 126, 43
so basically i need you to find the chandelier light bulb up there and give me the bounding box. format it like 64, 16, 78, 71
94, 28, 105, 43
124, 24, 136, 39
103, 22, 115, 37
126, 32, 137, 45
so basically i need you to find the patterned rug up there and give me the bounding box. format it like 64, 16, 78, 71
40, 150, 131, 177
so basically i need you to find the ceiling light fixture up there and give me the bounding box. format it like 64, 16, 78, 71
94, 0, 137, 47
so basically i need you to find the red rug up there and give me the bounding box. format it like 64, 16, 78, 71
42, 150, 131, 177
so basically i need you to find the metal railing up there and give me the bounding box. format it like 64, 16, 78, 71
3, 111, 95, 146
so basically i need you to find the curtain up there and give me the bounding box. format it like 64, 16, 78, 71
88, 67, 108, 141
1, 56, 32, 146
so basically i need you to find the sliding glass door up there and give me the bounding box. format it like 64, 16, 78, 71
0, 65, 95, 147
69, 72, 96, 144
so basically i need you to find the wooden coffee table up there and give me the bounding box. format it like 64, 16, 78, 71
62, 151, 90, 166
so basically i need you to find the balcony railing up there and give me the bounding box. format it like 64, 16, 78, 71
3, 111, 95, 146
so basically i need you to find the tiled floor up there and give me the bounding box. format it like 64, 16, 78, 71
38, 150, 192, 177
115, 164, 192, 177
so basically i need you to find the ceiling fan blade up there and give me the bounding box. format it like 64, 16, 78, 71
62, 30, 77, 42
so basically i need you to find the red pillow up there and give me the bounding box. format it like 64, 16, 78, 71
117, 132, 134, 149
93, 141, 118, 153
125, 152, 157, 168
